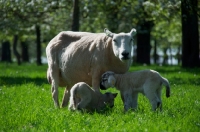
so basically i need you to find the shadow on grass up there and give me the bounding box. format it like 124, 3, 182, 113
0, 76, 48, 86
130, 64, 200, 74
68, 106, 116, 115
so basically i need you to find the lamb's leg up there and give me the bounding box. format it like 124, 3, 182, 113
156, 88, 162, 111
120, 92, 125, 104
122, 91, 133, 112
77, 96, 91, 110
61, 88, 70, 108
145, 91, 159, 111
131, 92, 138, 110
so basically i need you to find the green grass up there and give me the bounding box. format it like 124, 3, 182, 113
0, 63, 200, 131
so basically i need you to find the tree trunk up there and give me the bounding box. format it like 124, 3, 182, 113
162, 47, 168, 65
13, 35, 21, 65
181, 0, 199, 67
153, 40, 157, 64
36, 25, 42, 65
1, 41, 12, 62
21, 41, 29, 62
136, 21, 152, 65
71, 0, 79, 31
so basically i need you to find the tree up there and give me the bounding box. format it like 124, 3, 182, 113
21, 41, 29, 62
1, 41, 11, 63
71, 0, 79, 31
13, 35, 21, 65
136, 20, 153, 64
35, 25, 42, 65
181, 0, 199, 67
0, 0, 71, 65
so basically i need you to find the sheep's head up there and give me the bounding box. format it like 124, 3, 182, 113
100, 71, 116, 90
104, 28, 137, 62
103, 92, 118, 108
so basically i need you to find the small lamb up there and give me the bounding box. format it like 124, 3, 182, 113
100, 70, 170, 111
68, 82, 118, 112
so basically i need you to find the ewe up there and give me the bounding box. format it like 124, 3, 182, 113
46, 28, 136, 108
68, 82, 117, 112
100, 70, 170, 111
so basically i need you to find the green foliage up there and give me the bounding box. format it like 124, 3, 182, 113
0, 64, 200, 131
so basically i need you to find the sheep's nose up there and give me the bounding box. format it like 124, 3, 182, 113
121, 51, 129, 59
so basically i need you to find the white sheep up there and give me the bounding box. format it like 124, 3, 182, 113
46, 28, 136, 108
100, 70, 170, 111
68, 82, 118, 112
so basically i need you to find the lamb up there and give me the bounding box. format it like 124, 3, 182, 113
68, 82, 118, 112
100, 70, 170, 111
46, 28, 136, 108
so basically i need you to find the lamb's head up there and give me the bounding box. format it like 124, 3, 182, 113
104, 28, 137, 62
100, 71, 116, 90
103, 92, 118, 108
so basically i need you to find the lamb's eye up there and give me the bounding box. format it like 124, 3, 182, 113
113, 39, 117, 42
103, 78, 108, 82
130, 38, 133, 44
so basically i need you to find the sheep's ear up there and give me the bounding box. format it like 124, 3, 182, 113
104, 28, 114, 38
108, 76, 116, 87
130, 28, 137, 37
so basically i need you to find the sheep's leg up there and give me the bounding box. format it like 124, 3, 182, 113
51, 85, 59, 107
49, 65, 60, 108
91, 72, 101, 94
61, 88, 70, 108
68, 94, 75, 110
131, 92, 138, 110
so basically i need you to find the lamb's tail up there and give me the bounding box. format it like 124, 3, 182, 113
161, 77, 170, 98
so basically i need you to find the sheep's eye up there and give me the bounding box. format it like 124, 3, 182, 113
113, 39, 117, 42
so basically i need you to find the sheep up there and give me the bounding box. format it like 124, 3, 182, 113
46, 28, 136, 108
68, 82, 118, 112
100, 70, 170, 111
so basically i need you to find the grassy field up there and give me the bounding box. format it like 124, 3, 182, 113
0, 63, 200, 132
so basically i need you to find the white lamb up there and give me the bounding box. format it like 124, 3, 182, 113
46, 28, 136, 108
68, 82, 118, 112
100, 70, 170, 111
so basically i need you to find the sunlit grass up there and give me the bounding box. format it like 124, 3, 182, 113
0, 63, 200, 131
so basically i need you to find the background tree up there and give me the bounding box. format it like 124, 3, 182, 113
13, 35, 21, 65
71, 0, 80, 31
0, 0, 72, 65
1, 41, 11, 63
0, 0, 198, 67
181, 0, 199, 67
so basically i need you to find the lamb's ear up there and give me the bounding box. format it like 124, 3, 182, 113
130, 28, 137, 37
104, 28, 114, 38
113, 93, 118, 98
108, 75, 116, 87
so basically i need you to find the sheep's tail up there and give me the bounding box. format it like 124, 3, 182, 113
47, 68, 52, 84
161, 77, 170, 98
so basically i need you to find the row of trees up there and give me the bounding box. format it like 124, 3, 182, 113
0, 0, 199, 67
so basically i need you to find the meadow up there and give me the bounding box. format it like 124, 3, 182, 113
0, 63, 200, 132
